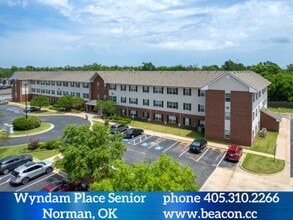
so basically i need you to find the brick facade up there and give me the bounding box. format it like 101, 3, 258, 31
230, 91, 253, 146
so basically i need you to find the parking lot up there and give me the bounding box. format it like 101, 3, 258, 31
0, 104, 240, 191
123, 134, 239, 187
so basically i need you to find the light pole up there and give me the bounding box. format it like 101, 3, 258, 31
23, 82, 29, 118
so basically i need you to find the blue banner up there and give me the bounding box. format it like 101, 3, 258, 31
0, 192, 292, 219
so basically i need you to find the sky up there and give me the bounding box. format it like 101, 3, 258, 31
0, 0, 292, 68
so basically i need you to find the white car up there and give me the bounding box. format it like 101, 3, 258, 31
10, 161, 53, 185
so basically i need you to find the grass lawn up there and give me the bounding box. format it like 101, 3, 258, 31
11, 122, 52, 136
129, 120, 204, 139
269, 107, 293, 113
0, 144, 59, 160
242, 153, 285, 174
250, 131, 278, 155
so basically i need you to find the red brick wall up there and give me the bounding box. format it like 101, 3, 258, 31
260, 112, 280, 132
230, 91, 252, 146
205, 90, 225, 141
90, 74, 108, 100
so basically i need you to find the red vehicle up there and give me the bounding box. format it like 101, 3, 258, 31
225, 145, 243, 162
43, 179, 89, 192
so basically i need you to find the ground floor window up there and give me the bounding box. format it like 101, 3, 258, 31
154, 113, 163, 121
184, 117, 191, 126
168, 115, 177, 123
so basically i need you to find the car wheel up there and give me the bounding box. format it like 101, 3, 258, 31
46, 167, 53, 174
22, 177, 30, 185
3, 169, 9, 175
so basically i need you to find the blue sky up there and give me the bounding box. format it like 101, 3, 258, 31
0, 0, 292, 68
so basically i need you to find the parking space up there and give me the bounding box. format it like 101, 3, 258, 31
0, 172, 65, 192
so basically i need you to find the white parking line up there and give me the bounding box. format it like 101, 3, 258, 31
163, 141, 179, 153
15, 173, 55, 192
148, 138, 165, 149
0, 179, 10, 186
216, 152, 227, 167
178, 146, 190, 158
196, 147, 210, 162
128, 134, 151, 145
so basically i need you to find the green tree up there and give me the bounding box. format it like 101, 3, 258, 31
30, 95, 50, 110
91, 154, 199, 191
55, 95, 84, 111
94, 100, 117, 117
55, 123, 126, 182
221, 60, 246, 71
0, 129, 9, 147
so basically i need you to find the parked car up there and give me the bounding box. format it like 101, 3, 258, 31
0, 99, 8, 105
124, 128, 144, 139
9, 161, 53, 185
110, 123, 129, 134
225, 145, 243, 162
189, 139, 207, 153
0, 155, 33, 175
23, 106, 40, 113
43, 178, 89, 192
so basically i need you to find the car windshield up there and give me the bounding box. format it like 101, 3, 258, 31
227, 150, 236, 154
11, 171, 19, 177
192, 142, 201, 147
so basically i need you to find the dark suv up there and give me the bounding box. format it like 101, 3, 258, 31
24, 106, 40, 113
189, 139, 207, 153
124, 128, 144, 139
110, 123, 129, 134
0, 155, 33, 175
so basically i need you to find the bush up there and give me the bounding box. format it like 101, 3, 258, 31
111, 116, 131, 124
12, 116, 41, 131
40, 139, 62, 150
28, 139, 40, 150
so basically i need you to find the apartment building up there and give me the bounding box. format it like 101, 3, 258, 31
10, 70, 277, 146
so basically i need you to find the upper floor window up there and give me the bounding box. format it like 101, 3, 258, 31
143, 86, 149, 93
57, 82, 62, 86
129, 85, 138, 92
225, 93, 231, 102
153, 86, 164, 94
198, 89, 205, 97
153, 100, 164, 107
83, 83, 89, 88
83, 93, 89, 98
109, 84, 116, 90
121, 97, 127, 103
121, 85, 126, 91
51, 81, 55, 86
129, 98, 138, 104
167, 101, 178, 109
63, 82, 68, 87
109, 96, 117, 102
76, 82, 80, 88
167, 87, 178, 95
183, 103, 192, 111
198, 104, 205, 112
183, 88, 191, 96
70, 82, 75, 87
225, 112, 230, 120
143, 99, 149, 106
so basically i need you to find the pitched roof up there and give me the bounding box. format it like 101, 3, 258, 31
10, 70, 270, 90
10, 71, 98, 83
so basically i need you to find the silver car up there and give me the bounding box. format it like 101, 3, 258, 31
10, 161, 53, 185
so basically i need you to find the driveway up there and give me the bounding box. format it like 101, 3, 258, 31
0, 104, 90, 147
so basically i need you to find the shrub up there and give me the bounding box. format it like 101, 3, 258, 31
12, 116, 41, 131
28, 139, 40, 150
40, 139, 62, 150
111, 116, 131, 124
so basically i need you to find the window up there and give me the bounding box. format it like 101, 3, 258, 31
143, 86, 149, 93
70, 82, 75, 87
63, 91, 68, 95
168, 115, 177, 123
153, 100, 164, 107
46, 89, 50, 94
183, 103, 192, 111
57, 82, 62, 86
225, 112, 230, 120
129, 85, 138, 92
183, 88, 191, 96
167, 101, 178, 109
224, 130, 230, 139
83, 83, 89, 88
198, 89, 205, 97
83, 93, 89, 99
109, 96, 117, 102
76, 82, 80, 87
76, 92, 80, 97
225, 93, 231, 102
121, 85, 126, 91
63, 82, 68, 87
109, 84, 116, 90
154, 114, 163, 121
198, 104, 205, 112
41, 89, 45, 93
184, 117, 191, 126
57, 91, 62, 95
51, 90, 55, 95
51, 81, 55, 86
71, 92, 75, 96
143, 99, 149, 106
46, 81, 50, 85
129, 98, 138, 104
41, 81, 45, 85
153, 86, 163, 94
121, 97, 127, 103
167, 87, 178, 95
